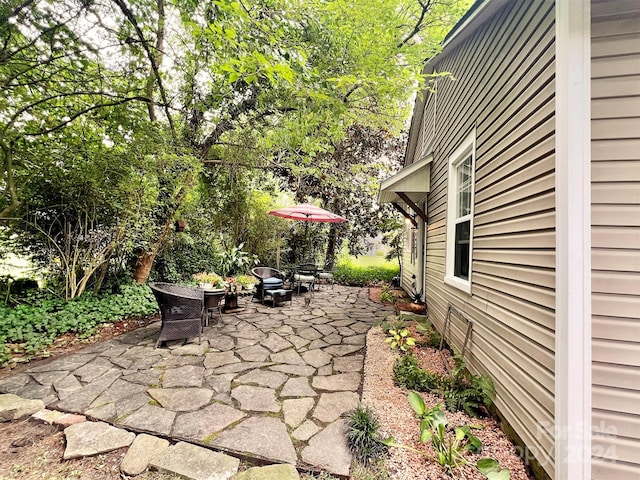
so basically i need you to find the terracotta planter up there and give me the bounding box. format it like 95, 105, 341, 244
408, 302, 426, 314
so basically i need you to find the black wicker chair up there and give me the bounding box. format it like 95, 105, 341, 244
149, 283, 204, 348
251, 267, 287, 304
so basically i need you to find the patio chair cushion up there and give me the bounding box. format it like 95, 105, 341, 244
263, 277, 284, 286
293, 273, 315, 282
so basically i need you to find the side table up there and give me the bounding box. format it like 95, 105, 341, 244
264, 289, 293, 307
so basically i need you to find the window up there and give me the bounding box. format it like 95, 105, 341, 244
445, 132, 475, 293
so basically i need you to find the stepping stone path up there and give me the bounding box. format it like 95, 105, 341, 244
0, 286, 393, 477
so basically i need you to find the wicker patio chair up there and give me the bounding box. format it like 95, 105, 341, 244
149, 282, 204, 348
251, 267, 287, 304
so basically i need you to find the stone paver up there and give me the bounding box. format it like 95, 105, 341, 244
312, 372, 361, 391
283, 398, 315, 428
0, 393, 44, 421
231, 385, 280, 412
121, 433, 169, 476
205, 351, 240, 369
118, 404, 176, 436
214, 417, 297, 464
333, 355, 364, 372
280, 377, 316, 397
150, 441, 239, 480
313, 391, 359, 423
231, 464, 300, 480
63, 421, 135, 459
301, 349, 332, 368
0, 286, 392, 477
148, 388, 213, 411
162, 365, 205, 388
292, 420, 320, 441
173, 403, 246, 441
235, 369, 287, 389
301, 419, 352, 477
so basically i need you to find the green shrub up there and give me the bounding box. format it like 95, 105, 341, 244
378, 283, 396, 304
393, 353, 443, 391
333, 262, 399, 286
440, 355, 496, 417
415, 322, 441, 348
347, 405, 388, 463
384, 328, 415, 352
0, 284, 158, 366
393, 353, 495, 417
379, 318, 407, 334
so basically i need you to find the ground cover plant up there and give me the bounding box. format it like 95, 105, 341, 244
0, 284, 158, 367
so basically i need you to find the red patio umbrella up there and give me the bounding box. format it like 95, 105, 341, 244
269, 203, 347, 266
268, 203, 347, 223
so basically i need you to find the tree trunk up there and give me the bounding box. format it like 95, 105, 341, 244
324, 223, 339, 270
133, 251, 155, 284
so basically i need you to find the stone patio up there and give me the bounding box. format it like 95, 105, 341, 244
0, 285, 393, 477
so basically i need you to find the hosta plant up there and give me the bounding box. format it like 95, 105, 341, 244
384, 328, 415, 352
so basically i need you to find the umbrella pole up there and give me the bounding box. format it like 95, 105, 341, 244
276, 230, 281, 269
303, 221, 309, 263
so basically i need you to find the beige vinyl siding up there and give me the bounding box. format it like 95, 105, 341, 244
420, 92, 436, 160
421, 0, 557, 476
591, 1, 640, 478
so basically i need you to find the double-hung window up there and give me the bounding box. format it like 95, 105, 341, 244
445, 132, 475, 293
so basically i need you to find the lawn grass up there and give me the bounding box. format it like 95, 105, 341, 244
339, 254, 397, 269
334, 254, 399, 286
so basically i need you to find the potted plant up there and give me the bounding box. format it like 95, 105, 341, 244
193, 272, 227, 290
408, 288, 427, 314
235, 274, 257, 291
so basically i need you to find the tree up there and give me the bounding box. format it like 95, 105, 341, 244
1, 0, 472, 290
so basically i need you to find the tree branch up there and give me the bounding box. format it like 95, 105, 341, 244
398, 0, 432, 48
111, 0, 175, 136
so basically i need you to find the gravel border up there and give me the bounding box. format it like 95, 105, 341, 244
362, 326, 534, 480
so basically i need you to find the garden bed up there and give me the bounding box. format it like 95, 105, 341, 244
361, 325, 534, 480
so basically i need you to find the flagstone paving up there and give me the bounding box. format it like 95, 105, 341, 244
0, 286, 393, 477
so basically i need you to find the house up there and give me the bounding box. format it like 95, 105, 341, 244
379, 1, 640, 479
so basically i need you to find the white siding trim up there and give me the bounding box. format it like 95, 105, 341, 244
555, 2, 592, 479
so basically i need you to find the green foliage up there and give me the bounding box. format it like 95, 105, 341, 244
384, 393, 510, 479
393, 353, 443, 391
333, 260, 399, 286
346, 405, 388, 463
1, 0, 471, 290
0, 284, 158, 366
379, 317, 407, 334
216, 243, 257, 277
351, 459, 389, 480
384, 328, 415, 352
408, 288, 425, 303
477, 458, 513, 480
392, 351, 495, 417
415, 321, 442, 348
153, 232, 222, 284
407, 395, 482, 474
379, 284, 396, 304
234, 274, 257, 288
440, 355, 496, 417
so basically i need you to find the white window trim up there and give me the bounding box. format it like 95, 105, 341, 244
444, 130, 475, 295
